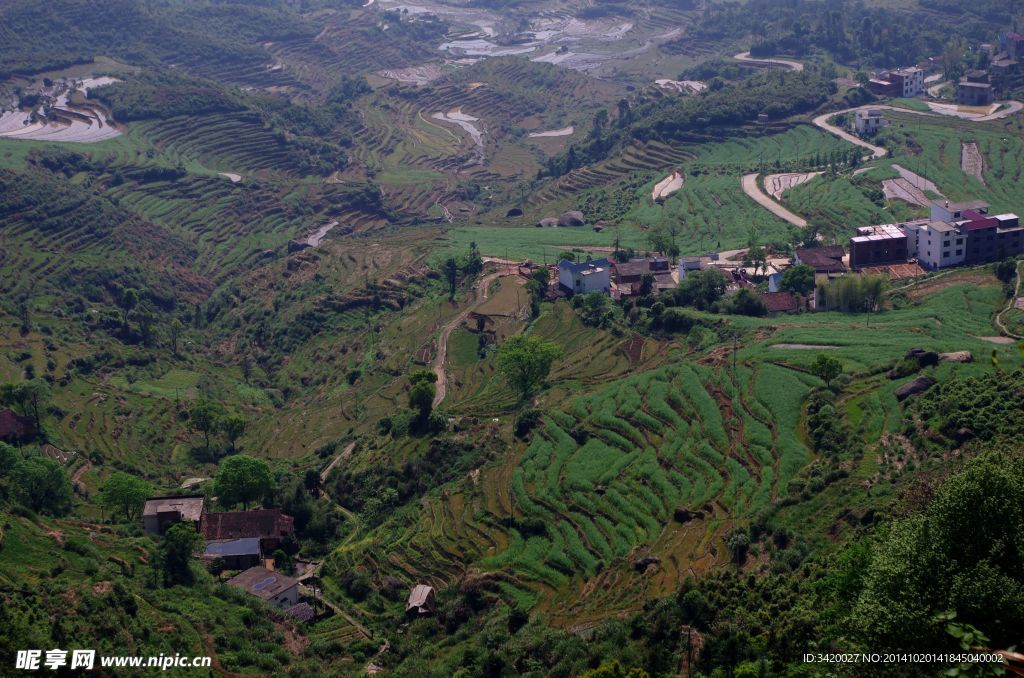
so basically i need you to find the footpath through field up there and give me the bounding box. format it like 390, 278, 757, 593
433, 264, 515, 407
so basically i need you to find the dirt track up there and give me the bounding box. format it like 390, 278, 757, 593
733, 52, 804, 72
740, 173, 807, 227
433, 268, 510, 407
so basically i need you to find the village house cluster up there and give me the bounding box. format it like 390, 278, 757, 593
141, 494, 435, 622
141, 495, 312, 619
553, 197, 1021, 315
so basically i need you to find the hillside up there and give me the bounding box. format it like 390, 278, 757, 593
2, 0, 1024, 675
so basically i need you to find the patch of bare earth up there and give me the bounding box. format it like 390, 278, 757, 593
961, 142, 985, 184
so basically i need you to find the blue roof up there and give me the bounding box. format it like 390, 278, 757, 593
205, 537, 262, 557
559, 258, 609, 273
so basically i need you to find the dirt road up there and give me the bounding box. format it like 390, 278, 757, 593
740, 173, 807, 227
433, 269, 509, 407
733, 52, 804, 72
320, 442, 356, 484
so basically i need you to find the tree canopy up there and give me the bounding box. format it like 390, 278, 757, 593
496, 335, 563, 401
213, 454, 273, 509
99, 471, 151, 522
11, 456, 72, 515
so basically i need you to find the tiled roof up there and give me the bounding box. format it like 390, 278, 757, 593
201, 509, 294, 541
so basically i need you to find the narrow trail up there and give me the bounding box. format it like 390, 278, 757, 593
740, 173, 807, 227
320, 442, 356, 484
433, 267, 512, 408
994, 261, 1024, 340
733, 52, 804, 72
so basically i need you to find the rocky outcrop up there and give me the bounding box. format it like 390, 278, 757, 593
895, 376, 936, 401
558, 210, 585, 227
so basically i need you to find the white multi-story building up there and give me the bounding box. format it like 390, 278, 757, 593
905, 221, 967, 270
854, 109, 887, 136
558, 258, 611, 295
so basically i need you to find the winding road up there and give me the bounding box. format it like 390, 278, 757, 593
740, 173, 808, 227
432, 268, 510, 408
733, 52, 804, 72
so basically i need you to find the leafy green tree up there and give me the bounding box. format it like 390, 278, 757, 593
444, 257, 459, 300
12, 456, 72, 515
214, 454, 273, 509
99, 471, 151, 522
0, 441, 19, 474
576, 292, 615, 328
220, 414, 246, 454
496, 335, 563, 401
781, 264, 815, 296
159, 522, 203, 586
811, 354, 842, 386
674, 269, 727, 311
854, 453, 1024, 650
131, 302, 157, 346
119, 288, 138, 329
725, 288, 767, 316
189, 400, 225, 451
169, 318, 184, 356
408, 370, 437, 421
9, 379, 51, 433
581, 660, 648, 678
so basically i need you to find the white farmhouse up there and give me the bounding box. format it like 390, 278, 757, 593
558, 258, 610, 295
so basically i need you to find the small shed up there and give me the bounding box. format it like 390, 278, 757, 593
142, 495, 205, 535
227, 566, 300, 608
406, 584, 436, 615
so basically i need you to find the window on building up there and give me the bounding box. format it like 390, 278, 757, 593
956, 249, 962, 256
943, 251, 950, 258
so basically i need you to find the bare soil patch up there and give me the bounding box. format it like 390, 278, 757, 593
961, 142, 985, 184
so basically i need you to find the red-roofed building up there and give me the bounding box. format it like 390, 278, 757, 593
201, 509, 295, 552
761, 292, 801, 314
0, 409, 36, 443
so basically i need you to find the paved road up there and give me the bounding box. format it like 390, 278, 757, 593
433, 268, 510, 408
811, 108, 888, 159
733, 52, 804, 72
812, 102, 1024, 161
740, 173, 808, 227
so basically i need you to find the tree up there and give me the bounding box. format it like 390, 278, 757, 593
444, 257, 459, 300
575, 292, 615, 328
220, 415, 246, 454
13, 379, 50, 432
854, 453, 1024, 651
11, 457, 72, 515
408, 370, 437, 421
780, 264, 815, 296
675, 269, 727, 311
169, 318, 184, 356
811, 353, 842, 386
496, 335, 563, 401
213, 454, 273, 509
132, 303, 157, 346
160, 523, 203, 586
99, 471, 151, 522
0, 441, 20, 474
189, 400, 224, 451
639, 273, 655, 297
725, 288, 767, 316
119, 288, 138, 329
